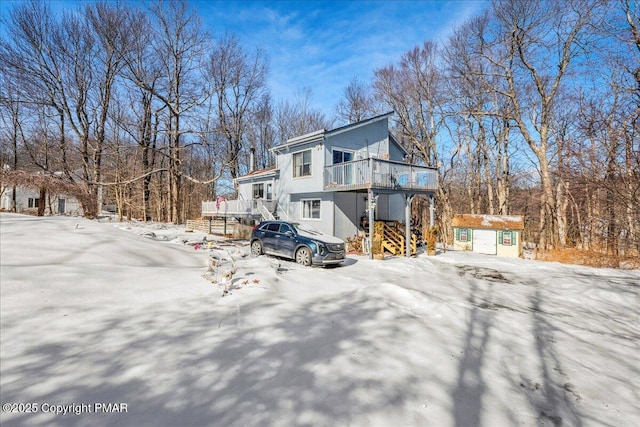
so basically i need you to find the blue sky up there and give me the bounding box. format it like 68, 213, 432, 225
1, 0, 489, 118
196, 0, 488, 117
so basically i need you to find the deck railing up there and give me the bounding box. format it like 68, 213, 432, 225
324, 158, 437, 192
202, 199, 276, 218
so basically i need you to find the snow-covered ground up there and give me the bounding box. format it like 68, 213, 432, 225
1, 213, 638, 427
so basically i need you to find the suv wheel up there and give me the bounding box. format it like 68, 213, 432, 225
295, 246, 312, 266
251, 240, 263, 256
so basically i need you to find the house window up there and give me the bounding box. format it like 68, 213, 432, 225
332, 149, 354, 164
458, 228, 469, 242
501, 230, 513, 246
252, 183, 264, 199
28, 198, 39, 208
293, 149, 312, 177
302, 199, 320, 219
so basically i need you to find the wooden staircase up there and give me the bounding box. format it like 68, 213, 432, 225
371, 221, 417, 256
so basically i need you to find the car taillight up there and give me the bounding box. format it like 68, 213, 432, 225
252, 224, 259, 231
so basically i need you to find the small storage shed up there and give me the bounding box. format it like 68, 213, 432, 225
451, 214, 524, 258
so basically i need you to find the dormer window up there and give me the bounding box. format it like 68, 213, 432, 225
293, 149, 311, 177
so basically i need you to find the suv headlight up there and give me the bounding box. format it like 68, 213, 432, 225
312, 240, 326, 255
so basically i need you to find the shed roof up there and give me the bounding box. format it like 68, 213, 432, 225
451, 214, 525, 230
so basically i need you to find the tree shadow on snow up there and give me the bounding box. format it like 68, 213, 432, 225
0, 291, 424, 427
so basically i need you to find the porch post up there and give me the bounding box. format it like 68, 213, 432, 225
429, 194, 435, 227
405, 194, 414, 257
368, 189, 375, 259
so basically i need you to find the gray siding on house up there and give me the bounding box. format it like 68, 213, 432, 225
276, 141, 325, 195
389, 139, 407, 162
288, 192, 335, 236
388, 194, 405, 221
323, 118, 391, 164
333, 192, 367, 240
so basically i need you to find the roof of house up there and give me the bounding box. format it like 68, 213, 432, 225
270, 111, 395, 153
451, 214, 525, 230
234, 166, 277, 182
325, 111, 394, 138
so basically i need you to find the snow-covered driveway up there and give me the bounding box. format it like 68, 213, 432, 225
1, 213, 638, 426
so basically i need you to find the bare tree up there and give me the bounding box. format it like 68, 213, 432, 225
244, 93, 275, 171
444, 13, 515, 217
140, 0, 209, 223
0, 0, 70, 176
0, 82, 24, 211
84, 1, 137, 215
336, 76, 378, 125
484, 0, 604, 249
374, 41, 444, 167
274, 88, 332, 143
373, 41, 454, 241
207, 33, 269, 187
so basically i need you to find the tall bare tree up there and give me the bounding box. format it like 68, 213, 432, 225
487, 0, 603, 249
274, 88, 332, 143
207, 33, 268, 186
140, 0, 209, 223
84, 1, 136, 215
336, 76, 378, 125
373, 41, 454, 241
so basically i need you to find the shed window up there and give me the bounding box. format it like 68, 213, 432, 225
500, 230, 513, 246
457, 228, 471, 242
293, 149, 312, 177
302, 199, 320, 219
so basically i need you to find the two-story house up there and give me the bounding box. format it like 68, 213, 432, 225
202, 112, 438, 255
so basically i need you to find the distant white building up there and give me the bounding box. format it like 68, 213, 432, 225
1, 186, 83, 215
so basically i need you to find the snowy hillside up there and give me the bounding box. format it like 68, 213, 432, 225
1, 213, 638, 427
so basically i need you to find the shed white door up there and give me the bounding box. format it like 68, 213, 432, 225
473, 229, 497, 255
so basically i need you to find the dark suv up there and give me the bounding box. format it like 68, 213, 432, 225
250, 221, 345, 266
